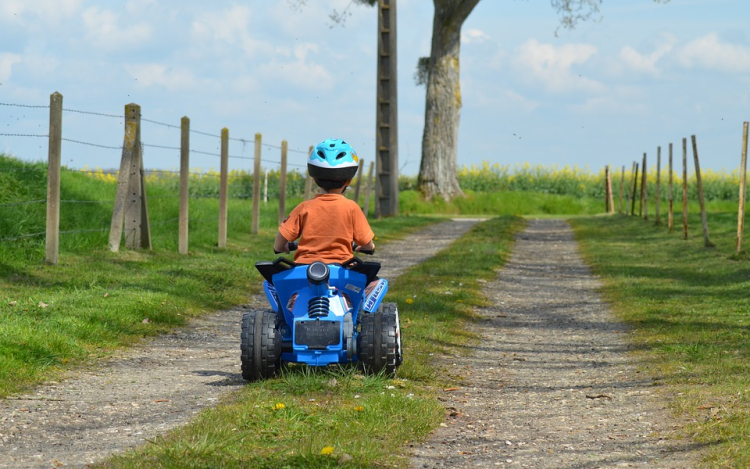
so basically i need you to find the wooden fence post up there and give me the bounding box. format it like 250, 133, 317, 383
110, 103, 150, 251
737, 122, 749, 254
640, 153, 647, 220
655, 146, 661, 225
626, 162, 635, 213
608, 168, 615, 213
604, 166, 611, 213
179, 116, 189, 255
738, 122, 749, 253
139, 163, 152, 250
109, 104, 138, 252
619, 165, 625, 214
123, 111, 148, 251
45, 92, 62, 265
304, 145, 313, 201
218, 128, 229, 248
304, 174, 313, 201
631, 162, 639, 216
252, 133, 262, 235
691, 135, 713, 247
353, 158, 365, 204
264, 168, 269, 204
682, 138, 689, 240
278, 140, 288, 226
668, 143, 674, 233
363, 161, 375, 218
605, 166, 614, 213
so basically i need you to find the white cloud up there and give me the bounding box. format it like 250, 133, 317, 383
191, 5, 272, 58
463, 29, 490, 45
0, 0, 82, 26
125, 64, 197, 91
258, 43, 333, 90
573, 95, 648, 116
0, 53, 21, 82
513, 39, 602, 93
82, 6, 152, 50
125, 0, 157, 14
18, 53, 59, 80
619, 34, 676, 75
677, 33, 750, 72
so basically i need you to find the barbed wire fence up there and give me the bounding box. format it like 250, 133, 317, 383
0, 92, 375, 264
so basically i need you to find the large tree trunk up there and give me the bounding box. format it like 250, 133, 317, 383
418, 0, 479, 201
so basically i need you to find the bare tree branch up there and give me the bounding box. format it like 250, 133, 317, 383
330, 0, 377, 27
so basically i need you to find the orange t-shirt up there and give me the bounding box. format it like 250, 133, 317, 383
278, 193, 375, 264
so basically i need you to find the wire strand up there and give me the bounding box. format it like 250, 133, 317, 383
0, 199, 46, 207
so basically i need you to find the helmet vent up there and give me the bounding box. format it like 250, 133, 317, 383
317, 150, 325, 158
336, 152, 346, 160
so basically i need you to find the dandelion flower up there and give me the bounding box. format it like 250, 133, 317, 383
321, 446, 335, 455
405, 298, 413, 304
354, 406, 364, 412
272, 403, 285, 411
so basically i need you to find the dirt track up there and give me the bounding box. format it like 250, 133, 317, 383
0, 219, 479, 468
410, 219, 703, 468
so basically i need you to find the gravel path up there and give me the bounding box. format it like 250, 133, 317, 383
0, 219, 479, 469
410, 219, 703, 468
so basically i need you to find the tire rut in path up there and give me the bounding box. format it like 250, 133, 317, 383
0, 219, 479, 469
410, 219, 704, 469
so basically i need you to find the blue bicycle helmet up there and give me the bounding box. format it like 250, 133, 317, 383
308, 138, 359, 181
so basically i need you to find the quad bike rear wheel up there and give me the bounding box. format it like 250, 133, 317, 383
357, 302, 402, 376
240, 310, 281, 381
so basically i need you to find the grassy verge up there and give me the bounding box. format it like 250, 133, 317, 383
0, 192, 438, 398
95, 216, 525, 468
399, 189, 603, 216
571, 212, 750, 467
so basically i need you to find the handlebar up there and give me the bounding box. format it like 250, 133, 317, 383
274, 242, 374, 255
353, 242, 375, 255
274, 242, 298, 254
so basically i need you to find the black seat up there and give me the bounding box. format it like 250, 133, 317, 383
342, 258, 381, 285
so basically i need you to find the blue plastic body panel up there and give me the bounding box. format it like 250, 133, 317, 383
261, 264, 389, 366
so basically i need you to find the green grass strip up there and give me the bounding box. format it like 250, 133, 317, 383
96, 216, 525, 468
571, 213, 750, 468
0, 211, 437, 398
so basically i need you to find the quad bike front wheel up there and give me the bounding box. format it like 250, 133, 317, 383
240, 310, 281, 381
357, 302, 402, 376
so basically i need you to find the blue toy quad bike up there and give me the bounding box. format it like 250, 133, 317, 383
241, 246, 402, 381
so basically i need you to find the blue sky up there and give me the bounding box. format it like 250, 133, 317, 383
1, 0, 749, 177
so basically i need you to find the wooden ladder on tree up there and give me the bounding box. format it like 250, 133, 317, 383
375, 0, 399, 217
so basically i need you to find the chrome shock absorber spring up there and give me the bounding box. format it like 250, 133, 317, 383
308, 297, 330, 318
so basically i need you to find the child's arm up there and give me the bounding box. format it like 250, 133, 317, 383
274, 231, 291, 253
355, 239, 375, 252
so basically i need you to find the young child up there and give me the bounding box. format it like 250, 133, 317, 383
274, 138, 375, 264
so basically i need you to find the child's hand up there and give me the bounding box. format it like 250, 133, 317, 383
274, 232, 292, 254
353, 240, 375, 255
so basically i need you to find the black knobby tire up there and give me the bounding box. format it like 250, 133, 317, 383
240, 310, 281, 381
357, 302, 401, 376
379, 302, 403, 368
